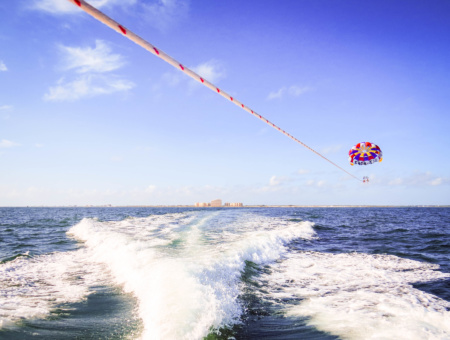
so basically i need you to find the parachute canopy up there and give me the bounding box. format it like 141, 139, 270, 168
349, 142, 382, 166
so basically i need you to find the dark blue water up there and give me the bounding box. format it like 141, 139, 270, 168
0, 207, 449, 339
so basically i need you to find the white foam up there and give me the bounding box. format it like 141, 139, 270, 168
67, 210, 316, 339
0, 249, 111, 329
259, 251, 450, 340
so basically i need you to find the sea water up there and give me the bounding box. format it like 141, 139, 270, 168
0, 207, 449, 339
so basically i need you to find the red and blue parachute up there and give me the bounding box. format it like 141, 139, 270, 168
349, 142, 382, 166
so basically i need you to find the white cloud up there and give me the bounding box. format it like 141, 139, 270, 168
44, 74, 134, 102
31, 0, 137, 14
146, 185, 157, 193
269, 175, 280, 186
0, 61, 7, 72
0, 139, 19, 148
0, 183, 236, 206
387, 172, 449, 187
160, 59, 226, 93
141, 0, 189, 31
60, 40, 124, 74
31, 0, 80, 14
317, 180, 326, 187
269, 175, 292, 186
430, 178, 444, 186
297, 169, 310, 175
45, 40, 134, 101
305, 179, 327, 188
0, 105, 13, 111
267, 85, 311, 100
31, 0, 185, 33
288, 85, 311, 97
192, 60, 226, 84
267, 87, 285, 100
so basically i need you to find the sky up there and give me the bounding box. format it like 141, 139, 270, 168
1, 0, 449, 206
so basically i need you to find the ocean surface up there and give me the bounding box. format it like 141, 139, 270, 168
0, 207, 449, 340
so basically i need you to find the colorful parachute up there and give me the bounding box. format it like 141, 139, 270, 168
349, 142, 382, 166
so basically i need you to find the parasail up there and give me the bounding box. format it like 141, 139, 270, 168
349, 142, 382, 166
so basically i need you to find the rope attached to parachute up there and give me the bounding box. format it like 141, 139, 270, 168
66, 0, 362, 182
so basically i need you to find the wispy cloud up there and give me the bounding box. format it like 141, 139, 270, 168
187, 59, 226, 92
267, 88, 284, 100
0, 139, 19, 148
145, 185, 157, 194
386, 171, 449, 187
160, 59, 226, 93
192, 60, 226, 84
30, 0, 137, 14
267, 85, 312, 100
45, 74, 134, 102
269, 176, 281, 186
255, 175, 295, 193
0, 60, 7, 72
141, 0, 189, 31
44, 40, 134, 101
0, 105, 13, 111
305, 179, 327, 188
31, 0, 186, 33
30, 0, 80, 14
430, 178, 446, 186
269, 175, 292, 187
60, 40, 125, 73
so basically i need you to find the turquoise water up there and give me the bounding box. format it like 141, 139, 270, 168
1, 207, 449, 339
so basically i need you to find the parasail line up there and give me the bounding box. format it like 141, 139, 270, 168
66, 0, 362, 182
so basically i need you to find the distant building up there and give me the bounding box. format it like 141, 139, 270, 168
224, 202, 243, 207
195, 202, 210, 207
195, 199, 243, 207
210, 199, 222, 207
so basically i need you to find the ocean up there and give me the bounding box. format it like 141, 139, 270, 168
0, 207, 449, 339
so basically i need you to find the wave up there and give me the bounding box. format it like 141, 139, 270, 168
66, 210, 316, 339
0, 249, 111, 330
258, 251, 450, 340
0, 251, 31, 264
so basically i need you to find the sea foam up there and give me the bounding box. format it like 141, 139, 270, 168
0, 248, 110, 329
67, 210, 316, 339
259, 251, 450, 340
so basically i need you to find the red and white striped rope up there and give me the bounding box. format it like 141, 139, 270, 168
67, 0, 362, 182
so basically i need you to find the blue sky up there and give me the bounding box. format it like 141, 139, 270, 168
1, 0, 449, 206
